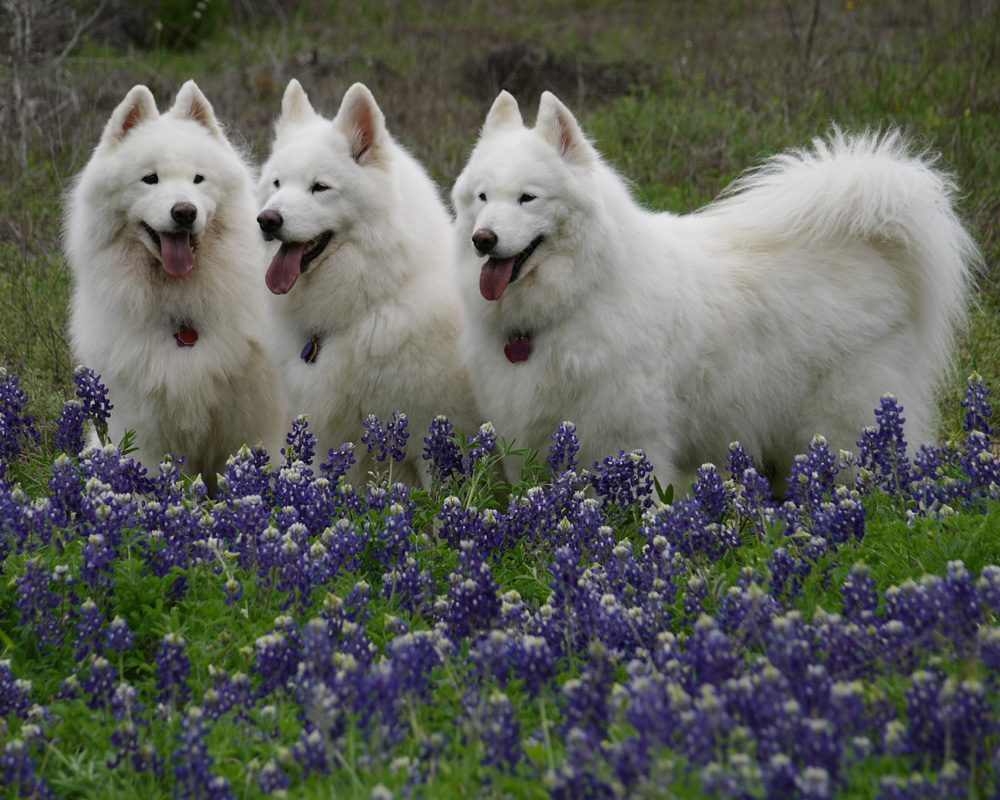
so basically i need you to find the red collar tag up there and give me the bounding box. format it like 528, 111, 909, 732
174, 327, 198, 347
504, 334, 531, 363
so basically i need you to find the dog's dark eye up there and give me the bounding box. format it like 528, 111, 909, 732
142, 173, 158, 185
519, 193, 536, 204
273, 179, 280, 189
478, 192, 487, 202
193, 174, 204, 184
311, 182, 328, 194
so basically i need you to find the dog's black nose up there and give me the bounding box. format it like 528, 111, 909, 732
472, 228, 498, 254
171, 202, 197, 227
257, 209, 283, 235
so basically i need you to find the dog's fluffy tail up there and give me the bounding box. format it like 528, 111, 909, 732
707, 127, 981, 386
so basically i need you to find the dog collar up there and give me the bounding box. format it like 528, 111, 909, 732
301, 337, 321, 364
504, 332, 531, 363
174, 326, 198, 347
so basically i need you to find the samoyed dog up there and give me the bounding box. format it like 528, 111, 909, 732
452, 90, 979, 487
256, 80, 480, 486
65, 81, 289, 492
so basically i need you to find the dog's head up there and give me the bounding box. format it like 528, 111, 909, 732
452, 91, 599, 303
94, 81, 238, 278
256, 80, 392, 295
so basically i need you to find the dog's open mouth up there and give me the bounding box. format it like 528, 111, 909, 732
144, 223, 196, 278
265, 231, 334, 295
480, 236, 543, 301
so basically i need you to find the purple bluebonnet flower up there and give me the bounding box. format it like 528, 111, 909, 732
716, 574, 781, 647
548, 724, 613, 800
961, 430, 999, 499
768, 545, 812, 600
441, 539, 501, 640
282, 414, 317, 467
217, 444, 272, 501
72, 365, 113, 438
202, 667, 251, 723
977, 565, 1000, 615
0, 367, 39, 481
548, 421, 580, 474
1, 739, 55, 799
78, 442, 150, 495
257, 759, 290, 794
0, 659, 34, 719
788, 434, 839, 510
15, 556, 64, 649
109, 680, 145, 723
74, 596, 104, 661
641, 497, 738, 562
155, 632, 191, 708
80, 656, 118, 711
382, 555, 434, 616
466, 421, 497, 469
53, 367, 114, 454
387, 412, 409, 462
362, 412, 409, 463
54, 399, 88, 455
728, 443, 775, 530
472, 690, 523, 773
471, 629, 556, 697
107, 682, 151, 771
105, 615, 136, 655
318, 518, 367, 578
684, 614, 740, 689
81, 529, 117, 592
561, 639, 616, 747
961, 372, 993, 437
172, 706, 235, 800
856, 394, 911, 496
841, 562, 879, 624
253, 623, 300, 699
388, 629, 448, 703
589, 449, 655, 511
811, 486, 866, 545
320, 441, 356, 483
423, 415, 465, 483
292, 726, 329, 777
373, 501, 414, 568
903, 670, 994, 767
691, 463, 729, 521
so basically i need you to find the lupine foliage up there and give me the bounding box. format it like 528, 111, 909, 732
1, 368, 1000, 798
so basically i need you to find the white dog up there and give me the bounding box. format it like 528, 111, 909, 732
452, 90, 979, 487
65, 81, 289, 492
256, 80, 480, 486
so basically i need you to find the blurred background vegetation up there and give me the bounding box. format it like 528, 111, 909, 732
2, 0, 997, 451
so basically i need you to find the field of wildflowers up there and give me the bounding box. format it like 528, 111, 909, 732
2, 364, 999, 799
1, 3, 998, 797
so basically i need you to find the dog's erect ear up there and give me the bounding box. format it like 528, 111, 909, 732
276, 79, 318, 135
536, 91, 594, 165
335, 83, 387, 167
169, 80, 225, 141
481, 91, 523, 137
100, 85, 158, 148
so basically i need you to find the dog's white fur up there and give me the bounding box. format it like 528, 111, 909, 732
453, 90, 979, 486
257, 80, 480, 486
65, 81, 289, 491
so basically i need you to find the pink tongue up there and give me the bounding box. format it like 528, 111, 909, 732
480, 257, 516, 301
160, 231, 194, 278
266, 242, 306, 295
